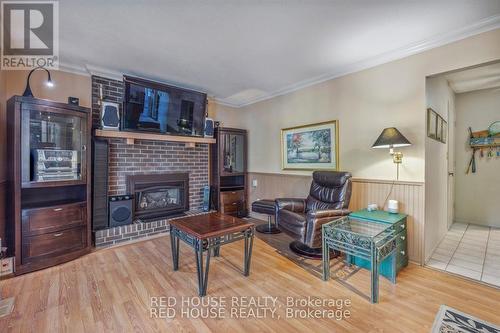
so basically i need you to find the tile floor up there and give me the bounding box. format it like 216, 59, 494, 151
427, 223, 500, 287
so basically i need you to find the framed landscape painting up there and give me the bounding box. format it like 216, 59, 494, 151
281, 120, 339, 170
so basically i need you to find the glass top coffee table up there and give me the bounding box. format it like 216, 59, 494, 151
322, 216, 397, 303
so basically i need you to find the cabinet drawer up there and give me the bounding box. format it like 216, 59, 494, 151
395, 229, 407, 246
22, 226, 87, 263
223, 202, 241, 214
390, 219, 407, 234
22, 202, 87, 236
396, 239, 408, 262
221, 190, 245, 205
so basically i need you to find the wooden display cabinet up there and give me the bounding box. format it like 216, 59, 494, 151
6, 96, 91, 275
210, 127, 248, 217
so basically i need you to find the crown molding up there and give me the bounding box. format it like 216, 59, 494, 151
57, 61, 90, 76
212, 97, 242, 108
85, 64, 124, 81
216, 14, 500, 108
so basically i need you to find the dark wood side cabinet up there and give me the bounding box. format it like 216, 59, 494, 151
6, 96, 91, 275
210, 127, 248, 217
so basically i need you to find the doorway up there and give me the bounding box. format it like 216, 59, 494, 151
424, 61, 500, 287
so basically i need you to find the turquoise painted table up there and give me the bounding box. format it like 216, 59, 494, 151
322, 216, 397, 303
348, 209, 408, 281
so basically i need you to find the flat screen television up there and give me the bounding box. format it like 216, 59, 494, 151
122, 76, 207, 137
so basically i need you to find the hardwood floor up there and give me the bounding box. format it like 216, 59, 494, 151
1, 222, 499, 333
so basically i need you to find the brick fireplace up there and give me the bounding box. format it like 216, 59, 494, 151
92, 75, 210, 247
107, 138, 208, 210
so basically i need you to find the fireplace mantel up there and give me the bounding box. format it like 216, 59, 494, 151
95, 129, 216, 146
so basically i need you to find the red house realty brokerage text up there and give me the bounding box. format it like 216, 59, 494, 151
150, 296, 352, 320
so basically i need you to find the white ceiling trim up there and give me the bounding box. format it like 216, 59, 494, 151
58, 62, 89, 77
85, 64, 124, 81
451, 76, 500, 93
215, 14, 500, 108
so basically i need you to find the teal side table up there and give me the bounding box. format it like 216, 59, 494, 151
348, 209, 408, 281
322, 216, 397, 303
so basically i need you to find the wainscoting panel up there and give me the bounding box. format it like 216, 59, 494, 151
349, 178, 425, 265
247, 172, 424, 264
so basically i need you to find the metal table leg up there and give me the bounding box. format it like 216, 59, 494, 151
213, 237, 221, 257
243, 229, 254, 276
171, 227, 255, 296
370, 245, 379, 303
322, 236, 330, 281
195, 239, 211, 297
170, 228, 179, 271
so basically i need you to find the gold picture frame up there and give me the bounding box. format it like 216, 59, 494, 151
427, 108, 447, 144
427, 108, 437, 139
436, 116, 443, 141
441, 120, 447, 143
281, 120, 339, 171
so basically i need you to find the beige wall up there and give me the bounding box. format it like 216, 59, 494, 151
218, 29, 500, 183
2, 70, 91, 107
213, 28, 500, 264
424, 76, 455, 261
209, 101, 244, 128
455, 88, 500, 227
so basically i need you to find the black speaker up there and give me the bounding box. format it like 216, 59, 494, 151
109, 195, 133, 228
68, 96, 79, 105
92, 138, 109, 231
101, 101, 120, 130
204, 118, 214, 137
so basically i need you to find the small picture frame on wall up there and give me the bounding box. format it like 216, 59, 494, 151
427, 108, 446, 144
441, 119, 447, 143
436, 116, 443, 141
427, 108, 437, 139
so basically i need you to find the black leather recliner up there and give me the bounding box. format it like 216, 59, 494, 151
275, 171, 352, 258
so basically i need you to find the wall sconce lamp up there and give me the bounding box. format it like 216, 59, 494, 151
22, 66, 54, 98
372, 127, 412, 180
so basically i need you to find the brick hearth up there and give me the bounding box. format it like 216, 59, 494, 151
94, 211, 211, 248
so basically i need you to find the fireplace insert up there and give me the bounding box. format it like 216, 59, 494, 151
127, 173, 189, 221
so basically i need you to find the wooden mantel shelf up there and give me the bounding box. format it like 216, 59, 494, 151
94, 129, 216, 146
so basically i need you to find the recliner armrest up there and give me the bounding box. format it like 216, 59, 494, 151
275, 198, 306, 214
306, 209, 351, 219
303, 209, 351, 248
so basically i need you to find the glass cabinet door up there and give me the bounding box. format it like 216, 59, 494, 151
222, 132, 245, 174
21, 105, 87, 185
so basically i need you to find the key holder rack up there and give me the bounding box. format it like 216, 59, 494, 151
467, 123, 500, 174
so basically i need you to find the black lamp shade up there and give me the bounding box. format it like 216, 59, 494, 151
372, 127, 411, 148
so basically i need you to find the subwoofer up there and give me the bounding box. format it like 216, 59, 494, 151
109, 195, 133, 227
101, 101, 120, 130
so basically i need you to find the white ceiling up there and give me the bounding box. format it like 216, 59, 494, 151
59, 0, 500, 107
446, 62, 500, 93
